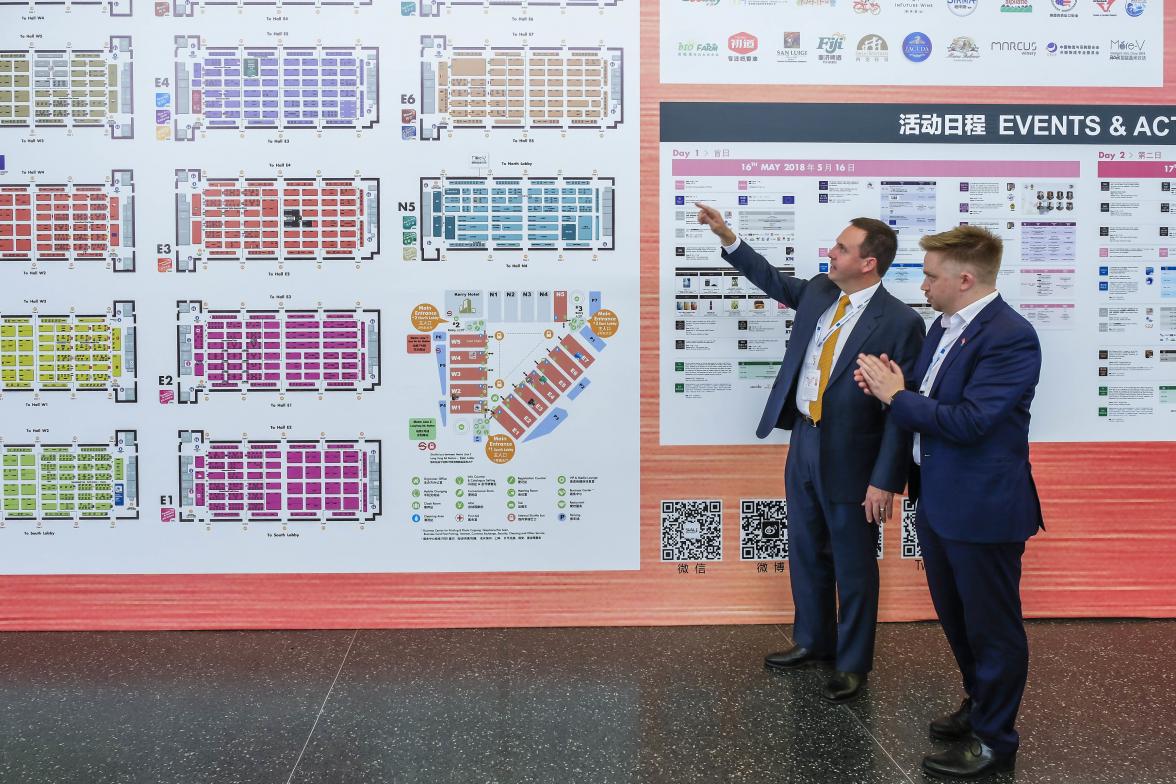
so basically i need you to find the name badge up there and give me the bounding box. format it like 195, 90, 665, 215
800, 368, 820, 399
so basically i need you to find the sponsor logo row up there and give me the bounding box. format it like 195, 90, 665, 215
678, 31, 1149, 63
679, 0, 1149, 17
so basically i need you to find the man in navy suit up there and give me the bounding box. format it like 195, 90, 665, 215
696, 203, 925, 703
856, 225, 1043, 779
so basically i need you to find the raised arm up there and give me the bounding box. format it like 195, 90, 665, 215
695, 201, 808, 309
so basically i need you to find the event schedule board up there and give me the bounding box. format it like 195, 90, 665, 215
0, 0, 640, 574
661, 103, 1176, 445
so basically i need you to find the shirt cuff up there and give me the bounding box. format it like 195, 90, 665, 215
722, 237, 741, 254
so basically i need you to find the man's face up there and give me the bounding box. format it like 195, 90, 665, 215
920, 250, 963, 314
826, 225, 872, 285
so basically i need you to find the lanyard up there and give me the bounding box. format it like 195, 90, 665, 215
918, 324, 961, 393
813, 297, 870, 352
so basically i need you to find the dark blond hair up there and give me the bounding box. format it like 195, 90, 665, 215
919, 225, 1003, 285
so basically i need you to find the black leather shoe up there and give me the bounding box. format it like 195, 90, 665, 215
930, 698, 973, 741
922, 736, 1016, 779
764, 645, 834, 671
821, 671, 867, 703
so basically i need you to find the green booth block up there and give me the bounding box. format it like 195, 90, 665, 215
409, 418, 438, 440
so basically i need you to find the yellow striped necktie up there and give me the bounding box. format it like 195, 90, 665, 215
810, 294, 851, 423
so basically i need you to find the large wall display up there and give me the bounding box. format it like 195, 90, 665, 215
0, 1, 1173, 629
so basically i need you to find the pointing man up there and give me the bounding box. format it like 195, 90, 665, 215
696, 203, 924, 702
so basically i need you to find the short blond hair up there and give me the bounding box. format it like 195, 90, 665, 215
919, 225, 1003, 285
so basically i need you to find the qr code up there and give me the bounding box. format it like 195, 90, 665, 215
739, 499, 788, 561
900, 498, 921, 559
661, 500, 723, 562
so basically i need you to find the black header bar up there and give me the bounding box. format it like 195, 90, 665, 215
661, 103, 1176, 145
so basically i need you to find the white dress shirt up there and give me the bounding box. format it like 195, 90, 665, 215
911, 289, 1000, 465
796, 283, 879, 417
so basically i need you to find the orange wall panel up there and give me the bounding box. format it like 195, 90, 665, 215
0, 1, 1173, 630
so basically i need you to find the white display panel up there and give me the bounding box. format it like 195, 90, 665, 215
660, 0, 1162, 87
660, 103, 1176, 445
0, 1, 639, 574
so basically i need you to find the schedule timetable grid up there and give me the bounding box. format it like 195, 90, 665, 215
0, 37, 133, 137
419, 175, 614, 259
176, 302, 380, 402
0, 301, 137, 401
178, 430, 382, 523
418, 36, 623, 139
174, 171, 379, 269
0, 170, 135, 271
172, 37, 379, 141
1, 430, 138, 521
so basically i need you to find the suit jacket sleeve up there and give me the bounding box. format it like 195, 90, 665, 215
721, 241, 808, 309
868, 310, 926, 492
890, 325, 1041, 444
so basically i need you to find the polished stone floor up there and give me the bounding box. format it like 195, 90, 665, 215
0, 620, 1172, 783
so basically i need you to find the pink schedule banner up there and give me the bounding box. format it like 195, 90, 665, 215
1097, 160, 1176, 178
672, 159, 1081, 178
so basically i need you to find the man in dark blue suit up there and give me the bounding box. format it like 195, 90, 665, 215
696, 203, 925, 703
856, 225, 1044, 779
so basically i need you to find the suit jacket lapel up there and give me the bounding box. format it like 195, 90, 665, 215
826, 289, 885, 387
915, 319, 945, 382
929, 295, 1004, 397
